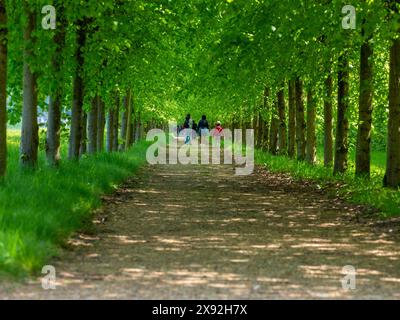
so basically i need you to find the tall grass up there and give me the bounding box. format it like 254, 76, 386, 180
0, 130, 149, 277
255, 146, 400, 218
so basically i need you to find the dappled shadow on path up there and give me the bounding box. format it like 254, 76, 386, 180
2, 163, 400, 299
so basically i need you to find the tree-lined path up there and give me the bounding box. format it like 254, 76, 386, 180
2, 162, 400, 299
2, 0, 400, 286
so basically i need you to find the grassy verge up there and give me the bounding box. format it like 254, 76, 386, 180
255, 147, 400, 218
0, 130, 149, 277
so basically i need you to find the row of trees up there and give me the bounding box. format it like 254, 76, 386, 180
1, 0, 400, 190
255, 1, 400, 187
0, 0, 173, 179
178, 0, 400, 188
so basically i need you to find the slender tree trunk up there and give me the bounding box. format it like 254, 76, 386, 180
241, 117, 247, 142
295, 77, 306, 161
252, 112, 258, 147
0, 1, 7, 178
131, 99, 136, 145
269, 118, 279, 155
68, 19, 87, 160
262, 87, 270, 150
269, 102, 279, 155
258, 115, 264, 149
80, 111, 87, 156
356, 27, 374, 178
130, 121, 135, 144
324, 73, 333, 167
385, 37, 400, 188
334, 53, 350, 175
20, 3, 38, 168
112, 94, 120, 152
106, 107, 114, 152
288, 80, 296, 158
125, 90, 133, 149
97, 98, 105, 152
46, 96, 62, 166
257, 111, 263, 148
306, 88, 317, 165
87, 96, 98, 154
277, 87, 287, 154
241, 117, 246, 142
46, 2, 65, 166
261, 117, 269, 150
119, 96, 127, 151
135, 111, 141, 142
139, 114, 145, 139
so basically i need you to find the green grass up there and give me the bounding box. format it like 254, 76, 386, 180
0, 130, 149, 277
255, 146, 400, 218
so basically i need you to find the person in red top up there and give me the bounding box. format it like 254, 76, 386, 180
215, 121, 223, 133
212, 121, 223, 136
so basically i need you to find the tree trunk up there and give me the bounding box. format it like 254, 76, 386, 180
97, 98, 105, 152
46, 1, 65, 167
112, 94, 120, 152
135, 111, 142, 142
46, 96, 62, 166
130, 121, 135, 144
288, 80, 296, 158
252, 112, 258, 147
269, 118, 279, 155
324, 73, 333, 167
356, 28, 374, 177
68, 19, 87, 160
385, 37, 400, 188
334, 54, 350, 175
139, 114, 145, 139
256, 111, 263, 148
125, 90, 133, 149
241, 118, 249, 142
130, 98, 136, 145
80, 111, 87, 156
277, 87, 287, 154
295, 77, 306, 161
306, 88, 317, 165
262, 87, 270, 150
106, 107, 114, 152
20, 3, 38, 168
119, 96, 127, 151
87, 96, 98, 154
0, 1, 7, 178
269, 102, 279, 155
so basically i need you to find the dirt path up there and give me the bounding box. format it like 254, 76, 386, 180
1, 161, 400, 299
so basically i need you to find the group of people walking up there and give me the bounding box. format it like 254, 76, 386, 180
178, 114, 223, 144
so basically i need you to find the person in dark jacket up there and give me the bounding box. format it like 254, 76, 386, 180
192, 120, 198, 132
198, 115, 209, 136
183, 114, 191, 129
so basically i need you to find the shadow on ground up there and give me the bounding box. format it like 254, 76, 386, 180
1, 159, 400, 299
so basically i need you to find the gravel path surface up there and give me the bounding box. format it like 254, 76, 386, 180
1, 162, 400, 299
